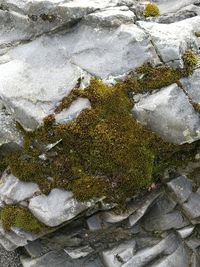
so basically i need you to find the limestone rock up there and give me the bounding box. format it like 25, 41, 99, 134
29, 189, 96, 227
132, 83, 200, 144
0, 173, 40, 204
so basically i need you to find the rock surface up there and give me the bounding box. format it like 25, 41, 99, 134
1, 0, 200, 267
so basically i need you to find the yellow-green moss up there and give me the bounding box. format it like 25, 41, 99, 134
3, 52, 199, 207
135, 63, 181, 91
144, 3, 160, 17
5, 77, 200, 206
0, 206, 46, 233
182, 49, 198, 76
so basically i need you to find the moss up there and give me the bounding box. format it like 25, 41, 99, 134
6, 77, 200, 206
195, 32, 200, 37
182, 49, 198, 76
4, 52, 200, 207
0, 206, 46, 233
192, 102, 200, 114
144, 3, 160, 17
135, 63, 181, 91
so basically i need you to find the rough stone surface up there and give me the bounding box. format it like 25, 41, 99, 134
0, 173, 40, 204
29, 189, 96, 227
132, 83, 200, 144
1, 1, 200, 266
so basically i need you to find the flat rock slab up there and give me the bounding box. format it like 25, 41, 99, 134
132, 83, 200, 144
138, 16, 200, 65
167, 176, 193, 203
181, 69, 200, 103
29, 189, 96, 227
0, 173, 40, 204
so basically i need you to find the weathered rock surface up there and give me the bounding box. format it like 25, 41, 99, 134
1, 1, 200, 267
29, 189, 96, 227
132, 83, 200, 144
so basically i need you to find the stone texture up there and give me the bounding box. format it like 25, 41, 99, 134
29, 189, 96, 227
0, 173, 40, 204
132, 83, 200, 144
138, 16, 200, 65
167, 176, 193, 203
181, 68, 200, 103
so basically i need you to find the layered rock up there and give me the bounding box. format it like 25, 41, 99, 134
1, 0, 200, 267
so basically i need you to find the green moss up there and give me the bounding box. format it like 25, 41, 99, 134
135, 63, 181, 92
4, 52, 200, 207
6, 77, 200, 206
182, 49, 198, 76
195, 32, 200, 37
0, 206, 46, 233
144, 3, 160, 17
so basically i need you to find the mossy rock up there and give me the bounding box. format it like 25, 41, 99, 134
144, 3, 160, 17
3, 53, 199, 207
0, 206, 46, 233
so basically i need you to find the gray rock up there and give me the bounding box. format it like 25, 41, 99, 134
21, 250, 103, 267
29, 189, 96, 227
182, 193, 200, 219
0, 21, 159, 129
149, 244, 189, 267
55, 98, 91, 125
0, 173, 40, 204
0, 107, 22, 147
64, 245, 93, 259
142, 210, 189, 231
132, 84, 200, 144
138, 16, 200, 65
167, 176, 193, 203
101, 240, 136, 267
181, 69, 200, 103
85, 6, 136, 27
122, 233, 180, 267
177, 225, 195, 239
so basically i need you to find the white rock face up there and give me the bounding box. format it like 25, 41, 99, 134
29, 189, 95, 227
55, 98, 91, 124
0, 21, 159, 129
0, 107, 22, 147
0, 173, 40, 204
132, 83, 200, 144
181, 68, 200, 103
138, 16, 200, 65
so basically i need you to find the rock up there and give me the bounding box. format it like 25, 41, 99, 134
101, 240, 136, 267
116, 233, 180, 267
0, 35, 90, 129
181, 69, 200, 103
0, 243, 22, 267
137, 16, 200, 65
177, 225, 195, 239
84, 6, 136, 27
0, 21, 159, 129
167, 176, 193, 203
20, 250, 102, 267
29, 189, 96, 227
182, 193, 200, 219
55, 98, 91, 125
0, 173, 40, 204
142, 210, 189, 231
149, 244, 189, 267
64, 245, 93, 259
0, 107, 22, 147
102, 190, 162, 224
132, 83, 200, 144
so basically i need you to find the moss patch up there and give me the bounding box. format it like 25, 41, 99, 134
2, 52, 199, 206
4, 77, 200, 206
144, 3, 160, 17
0, 206, 46, 233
